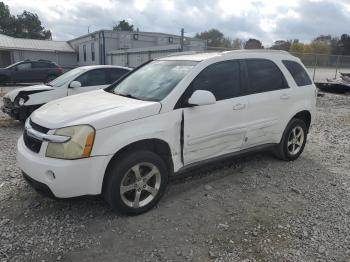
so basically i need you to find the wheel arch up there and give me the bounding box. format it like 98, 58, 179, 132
291, 110, 311, 132
101, 138, 173, 194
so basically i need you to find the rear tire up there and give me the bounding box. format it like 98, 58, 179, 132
274, 119, 307, 161
104, 150, 169, 215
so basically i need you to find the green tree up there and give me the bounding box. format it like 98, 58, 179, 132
195, 29, 232, 48
15, 11, 51, 39
113, 20, 134, 31
0, 2, 51, 39
232, 38, 244, 49
290, 41, 304, 53
339, 34, 350, 55
270, 40, 291, 51
244, 38, 263, 49
0, 2, 15, 36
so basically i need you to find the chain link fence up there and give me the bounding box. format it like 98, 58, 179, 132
107, 45, 350, 83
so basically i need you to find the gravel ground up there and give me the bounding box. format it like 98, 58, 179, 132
0, 88, 349, 262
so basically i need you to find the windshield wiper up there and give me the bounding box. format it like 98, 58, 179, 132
45, 83, 53, 87
116, 92, 140, 100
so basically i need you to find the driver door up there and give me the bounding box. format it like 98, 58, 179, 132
68, 69, 109, 95
182, 60, 248, 165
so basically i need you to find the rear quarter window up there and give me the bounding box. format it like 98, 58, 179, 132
282, 60, 312, 86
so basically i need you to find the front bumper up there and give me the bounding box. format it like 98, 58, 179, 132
2, 104, 42, 121
17, 136, 112, 198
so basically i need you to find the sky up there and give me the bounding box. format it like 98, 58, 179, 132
3, 0, 350, 46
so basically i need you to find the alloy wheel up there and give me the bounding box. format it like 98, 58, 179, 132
287, 126, 304, 155
120, 162, 161, 208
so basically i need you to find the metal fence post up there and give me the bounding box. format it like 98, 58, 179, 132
313, 55, 317, 81
334, 55, 340, 79
126, 52, 129, 67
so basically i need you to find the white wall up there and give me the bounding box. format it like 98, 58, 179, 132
12, 50, 76, 67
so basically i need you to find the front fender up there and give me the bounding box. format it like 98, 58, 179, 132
92, 110, 183, 171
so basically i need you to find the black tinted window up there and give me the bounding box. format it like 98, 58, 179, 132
191, 60, 241, 101
108, 68, 128, 83
246, 59, 287, 94
32, 62, 50, 68
75, 69, 108, 86
282, 60, 312, 86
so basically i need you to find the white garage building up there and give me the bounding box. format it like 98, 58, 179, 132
0, 34, 77, 68
0, 30, 206, 68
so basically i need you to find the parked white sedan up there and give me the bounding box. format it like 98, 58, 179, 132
1, 65, 131, 122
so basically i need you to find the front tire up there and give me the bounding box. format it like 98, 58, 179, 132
274, 118, 307, 161
104, 150, 169, 215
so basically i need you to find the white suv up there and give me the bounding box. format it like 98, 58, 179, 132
17, 50, 316, 215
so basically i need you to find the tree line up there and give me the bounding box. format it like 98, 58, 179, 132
0, 2, 51, 40
195, 29, 350, 56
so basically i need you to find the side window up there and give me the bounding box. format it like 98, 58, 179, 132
75, 69, 108, 87
282, 60, 312, 86
108, 69, 128, 83
246, 59, 287, 94
15, 62, 31, 70
190, 60, 241, 101
32, 62, 49, 68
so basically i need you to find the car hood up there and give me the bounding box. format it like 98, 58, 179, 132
30, 90, 162, 130
4, 84, 54, 101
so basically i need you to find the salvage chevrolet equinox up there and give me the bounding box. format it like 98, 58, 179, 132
17, 50, 317, 215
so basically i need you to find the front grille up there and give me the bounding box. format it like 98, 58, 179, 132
23, 120, 49, 153
23, 131, 42, 153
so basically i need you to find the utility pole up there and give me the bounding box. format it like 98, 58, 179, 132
180, 28, 184, 52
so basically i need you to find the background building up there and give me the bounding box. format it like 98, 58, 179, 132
68, 30, 206, 67
0, 34, 76, 68
0, 30, 206, 68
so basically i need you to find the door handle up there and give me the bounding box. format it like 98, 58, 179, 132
280, 94, 290, 100
233, 103, 246, 110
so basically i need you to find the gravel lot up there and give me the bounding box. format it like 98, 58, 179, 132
0, 87, 349, 262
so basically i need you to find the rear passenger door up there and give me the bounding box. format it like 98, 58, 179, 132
68, 69, 109, 95
182, 60, 248, 164
242, 59, 291, 148
31, 62, 49, 82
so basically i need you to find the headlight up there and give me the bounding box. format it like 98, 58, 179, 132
14, 95, 29, 106
18, 97, 25, 106
46, 125, 95, 160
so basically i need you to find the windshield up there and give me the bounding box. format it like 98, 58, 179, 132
5, 61, 21, 69
111, 60, 197, 101
48, 67, 87, 87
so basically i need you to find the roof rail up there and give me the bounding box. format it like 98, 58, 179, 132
222, 49, 290, 55
163, 51, 200, 58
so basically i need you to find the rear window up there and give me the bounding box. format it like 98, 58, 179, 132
282, 60, 312, 86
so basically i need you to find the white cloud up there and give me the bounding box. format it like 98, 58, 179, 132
2, 0, 350, 46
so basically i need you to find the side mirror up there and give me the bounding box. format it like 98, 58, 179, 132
69, 81, 82, 88
12, 67, 18, 71
188, 90, 216, 106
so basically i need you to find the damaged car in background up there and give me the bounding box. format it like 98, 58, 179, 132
1, 65, 131, 122
316, 72, 350, 93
